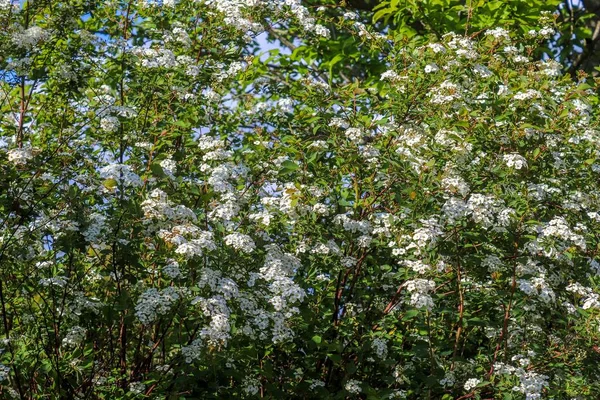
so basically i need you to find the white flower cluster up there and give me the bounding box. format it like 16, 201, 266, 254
441, 174, 470, 196
242, 376, 261, 395
381, 70, 401, 82
62, 326, 87, 348
181, 338, 203, 363
502, 45, 529, 63
540, 216, 586, 250
164, 23, 191, 46
131, 47, 178, 69
39, 276, 68, 288
440, 371, 455, 388
94, 98, 137, 133
248, 209, 273, 226
68, 292, 102, 317
283, 0, 330, 36
309, 380, 325, 390
160, 157, 177, 179
193, 295, 232, 346
142, 189, 197, 222
344, 379, 361, 394
388, 390, 408, 399
540, 60, 562, 77
466, 194, 503, 227
35, 261, 52, 270
197, 269, 239, 301
404, 279, 436, 310
203, 0, 263, 34
514, 371, 549, 400
442, 197, 468, 224
463, 377, 481, 392
482, 255, 503, 272
198, 135, 232, 159
312, 203, 329, 216
215, 61, 246, 82
424, 63, 439, 73
333, 214, 372, 234
517, 276, 555, 303
128, 381, 146, 395
527, 182, 561, 201
330, 117, 349, 129
100, 116, 118, 132
223, 233, 255, 253
207, 165, 243, 194
493, 361, 549, 400
203, 0, 327, 38
401, 259, 431, 275
485, 27, 510, 40
514, 89, 541, 101
503, 153, 527, 170
566, 282, 600, 309
345, 127, 365, 144
172, 230, 216, 259
402, 218, 443, 255
158, 224, 201, 245
83, 212, 108, 245
12, 26, 49, 49
429, 80, 462, 105
427, 42, 446, 53
258, 245, 306, 343
99, 164, 143, 187
442, 193, 505, 228
445, 33, 478, 59
135, 287, 182, 325
371, 337, 388, 359
162, 260, 182, 279
7, 147, 33, 165
0, 363, 9, 382
309, 239, 340, 255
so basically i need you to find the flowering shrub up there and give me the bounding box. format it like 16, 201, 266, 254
0, 1, 599, 399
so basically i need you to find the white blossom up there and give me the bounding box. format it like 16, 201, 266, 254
224, 233, 255, 253
464, 378, 481, 392
345, 379, 361, 394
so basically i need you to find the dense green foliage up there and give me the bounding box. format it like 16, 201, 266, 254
297, 0, 599, 81
1, 1, 600, 399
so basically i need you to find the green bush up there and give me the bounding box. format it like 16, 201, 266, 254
0, 1, 599, 399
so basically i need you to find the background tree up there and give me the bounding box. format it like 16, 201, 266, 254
0, 1, 600, 400
265, 0, 600, 82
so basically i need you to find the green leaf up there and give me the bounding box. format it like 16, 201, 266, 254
466, 317, 487, 327
402, 310, 420, 321
281, 160, 299, 172
150, 162, 167, 178
103, 178, 117, 189
327, 353, 342, 364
